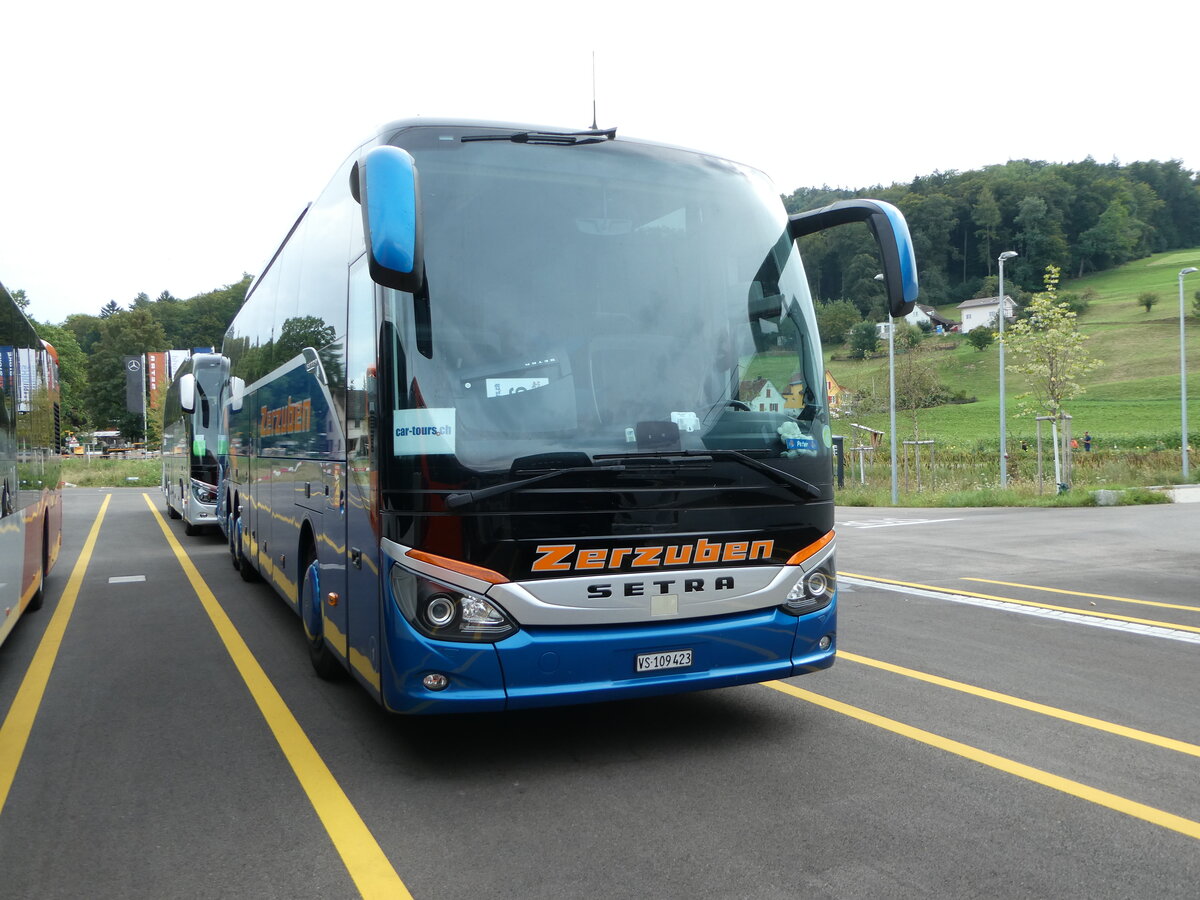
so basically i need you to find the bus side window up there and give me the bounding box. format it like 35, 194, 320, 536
347, 256, 376, 476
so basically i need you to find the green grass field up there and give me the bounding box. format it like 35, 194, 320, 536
61, 456, 162, 488
815, 248, 1200, 452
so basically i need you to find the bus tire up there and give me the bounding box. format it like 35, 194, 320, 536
27, 524, 48, 612
235, 515, 259, 582
300, 546, 343, 681
228, 501, 241, 570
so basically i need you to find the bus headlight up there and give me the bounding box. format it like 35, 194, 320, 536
390, 565, 517, 642
782, 561, 836, 616
425, 594, 457, 628
190, 478, 218, 504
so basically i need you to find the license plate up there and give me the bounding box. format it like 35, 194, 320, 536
635, 649, 693, 672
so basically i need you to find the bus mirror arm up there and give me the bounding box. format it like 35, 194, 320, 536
788, 199, 919, 318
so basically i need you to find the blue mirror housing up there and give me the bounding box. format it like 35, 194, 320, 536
789, 199, 919, 317
356, 146, 424, 293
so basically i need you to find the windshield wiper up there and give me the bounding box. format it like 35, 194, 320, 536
445, 446, 822, 510
594, 449, 822, 501
461, 128, 617, 146
444, 458, 626, 510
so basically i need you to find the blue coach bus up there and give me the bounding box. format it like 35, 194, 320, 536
221, 118, 917, 713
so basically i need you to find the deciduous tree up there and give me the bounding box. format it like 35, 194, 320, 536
85, 307, 167, 440
846, 321, 879, 359
1005, 266, 1101, 417
815, 299, 860, 345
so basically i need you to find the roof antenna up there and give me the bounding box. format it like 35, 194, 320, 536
590, 51, 598, 130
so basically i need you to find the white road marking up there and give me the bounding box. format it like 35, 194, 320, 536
840, 576, 1200, 645
837, 516, 962, 529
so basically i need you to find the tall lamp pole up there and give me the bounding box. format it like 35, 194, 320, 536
875, 274, 898, 505
1180, 266, 1198, 480
997, 251, 1018, 487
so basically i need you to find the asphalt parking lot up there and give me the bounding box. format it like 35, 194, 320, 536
1, 489, 1197, 899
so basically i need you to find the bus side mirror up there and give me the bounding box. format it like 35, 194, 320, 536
230, 376, 245, 414
789, 199, 919, 318
354, 146, 424, 294
179, 373, 196, 414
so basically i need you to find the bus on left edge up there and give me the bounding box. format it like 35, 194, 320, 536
0, 280, 63, 647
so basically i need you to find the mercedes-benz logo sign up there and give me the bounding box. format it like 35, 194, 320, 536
126, 359, 142, 372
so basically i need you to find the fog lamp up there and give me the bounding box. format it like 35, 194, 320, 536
422, 673, 450, 691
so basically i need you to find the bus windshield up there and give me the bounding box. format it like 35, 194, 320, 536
384, 127, 830, 480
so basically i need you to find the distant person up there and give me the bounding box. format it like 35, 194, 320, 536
1083, 431, 1092, 452
1070, 438, 1079, 450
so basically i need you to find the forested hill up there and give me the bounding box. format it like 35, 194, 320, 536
28, 276, 253, 437
783, 158, 1200, 316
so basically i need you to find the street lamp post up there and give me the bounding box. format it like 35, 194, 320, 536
1180, 266, 1198, 480
875, 273, 898, 504
997, 251, 1018, 487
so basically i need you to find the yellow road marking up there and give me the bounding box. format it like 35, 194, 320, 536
962, 577, 1200, 613
839, 651, 1200, 758
141, 494, 412, 900
840, 571, 1200, 635
1, 494, 110, 814
765, 680, 1200, 841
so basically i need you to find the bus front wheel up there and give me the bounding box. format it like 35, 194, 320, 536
27, 524, 47, 612
300, 548, 343, 681
235, 515, 259, 582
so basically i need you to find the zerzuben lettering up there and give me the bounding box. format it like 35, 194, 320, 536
260, 397, 312, 437
533, 539, 774, 573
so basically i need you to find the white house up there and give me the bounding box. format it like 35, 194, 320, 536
956, 295, 1018, 333
738, 377, 784, 413
876, 304, 957, 339
905, 303, 956, 332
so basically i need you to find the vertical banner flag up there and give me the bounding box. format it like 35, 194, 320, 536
124, 355, 144, 415
167, 349, 190, 380
145, 352, 166, 413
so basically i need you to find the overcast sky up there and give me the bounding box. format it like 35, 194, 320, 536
4, 0, 1195, 325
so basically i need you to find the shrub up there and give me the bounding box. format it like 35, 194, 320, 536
895, 323, 924, 350
847, 321, 880, 358
816, 299, 861, 345
966, 328, 995, 351
1060, 291, 1091, 315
